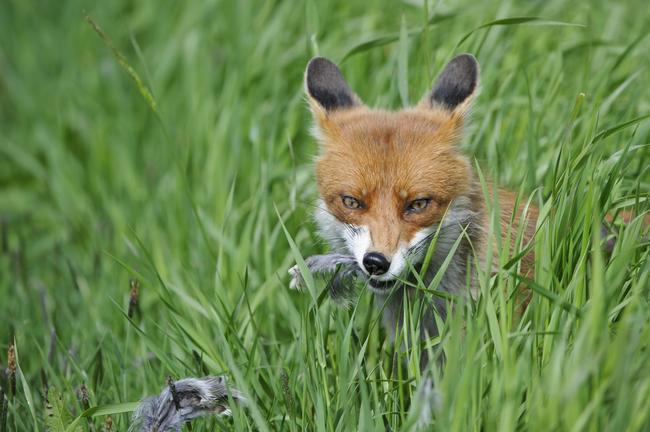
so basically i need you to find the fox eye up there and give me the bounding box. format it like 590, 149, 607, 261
342, 195, 362, 209
406, 198, 431, 213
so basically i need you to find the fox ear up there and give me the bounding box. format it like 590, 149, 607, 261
425, 54, 478, 112
305, 57, 361, 118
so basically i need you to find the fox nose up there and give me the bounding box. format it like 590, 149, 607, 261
362, 252, 390, 276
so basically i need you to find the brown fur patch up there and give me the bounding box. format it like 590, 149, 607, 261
316, 108, 474, 256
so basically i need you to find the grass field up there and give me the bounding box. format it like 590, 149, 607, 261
1, 0, 650, 430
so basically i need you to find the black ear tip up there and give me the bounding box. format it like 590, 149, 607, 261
430, 53, 479, 110
305, 56, 357, 111
306, 57, 343, 93
306, 57, 338, 76
452, 54, 479, 76
445, 54, 478, 88
453, 53, 478, 66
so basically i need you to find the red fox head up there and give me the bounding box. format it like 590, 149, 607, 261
305, 55, 481, 291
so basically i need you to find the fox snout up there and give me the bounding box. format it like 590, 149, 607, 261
362, 252, 390, 276
314, 199, 435, 283
345, 224, 414, 282
360, 215, 403, 277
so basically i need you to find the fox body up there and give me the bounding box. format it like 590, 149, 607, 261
293, 54, 538, 343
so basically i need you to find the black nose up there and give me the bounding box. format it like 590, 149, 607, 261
362, 252, 390, 275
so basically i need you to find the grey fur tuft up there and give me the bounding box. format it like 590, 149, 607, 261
288, 253, 361, 305
129, 376, 244, 432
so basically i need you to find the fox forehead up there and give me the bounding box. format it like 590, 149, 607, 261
318, 107, 458, 150
315, 108, 471, 204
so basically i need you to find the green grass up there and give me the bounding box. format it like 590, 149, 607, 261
1, 0, 650, 430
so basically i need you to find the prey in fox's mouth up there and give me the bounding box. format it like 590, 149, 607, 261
287, 251, 412, 298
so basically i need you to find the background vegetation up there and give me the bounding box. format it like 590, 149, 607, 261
1, 0, 649, 430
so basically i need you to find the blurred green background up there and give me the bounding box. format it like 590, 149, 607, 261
1, 0, 649, 430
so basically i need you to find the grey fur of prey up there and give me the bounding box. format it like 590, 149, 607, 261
129, 376, 244, 432
288, 253, 361, 304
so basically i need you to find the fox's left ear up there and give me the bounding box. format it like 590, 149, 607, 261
422, 54, 479, 114
305, 57, 362, 122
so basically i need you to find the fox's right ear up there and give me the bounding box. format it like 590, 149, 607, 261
305, 57, 361, 121
424, 54, 479, 114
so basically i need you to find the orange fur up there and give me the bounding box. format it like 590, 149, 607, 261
315, 105, 539, 273
317, 108, 475, 251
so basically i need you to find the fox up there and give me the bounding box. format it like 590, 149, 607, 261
289, 53, 539, 350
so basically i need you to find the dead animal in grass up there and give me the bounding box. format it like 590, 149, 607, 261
129, 376, 244, 432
